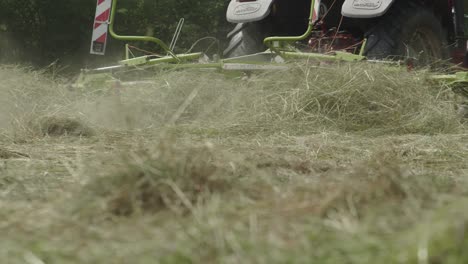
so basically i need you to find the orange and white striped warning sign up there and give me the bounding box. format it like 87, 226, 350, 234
312, 0, 322, 23
90, 0, 112, 55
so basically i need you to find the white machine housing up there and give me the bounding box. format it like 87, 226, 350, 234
226, 0, 274, 23
226, 0, 395, 24
341, 0, 395, 18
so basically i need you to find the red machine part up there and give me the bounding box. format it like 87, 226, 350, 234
307, 25, 362, 54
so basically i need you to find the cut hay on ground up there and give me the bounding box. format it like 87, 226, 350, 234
76, 141, 262, 216
79, 62, 463, 135
36, 116, 94, 137
1, 63, 464, 136
0, 64, 466, 263
0, 148, 29, 159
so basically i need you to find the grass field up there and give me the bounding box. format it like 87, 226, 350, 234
0, 63, 467, 263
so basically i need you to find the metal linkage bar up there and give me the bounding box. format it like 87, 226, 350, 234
263, 0, 368, 59
169, 18, 185, 52
282, 51, 365, 62
263, 0, 317, 53
119, 52, 203, 66
431, 72, 468, 98
108, 0, 180, 61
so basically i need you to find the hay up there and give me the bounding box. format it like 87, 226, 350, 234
1, 63, 463, 136
0, 66, 94, 139
0, 63, 466, 263
243, 63, 462, 134
106, 63, 463, 134
0, 148, 29, 159
36, 116, 94, 137
459, 103, 468, 119
77, 141, 253, 216
316, 152, 431, 217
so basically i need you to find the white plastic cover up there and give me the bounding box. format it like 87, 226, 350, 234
227, 0, 273, 23
341, 0, 394, 18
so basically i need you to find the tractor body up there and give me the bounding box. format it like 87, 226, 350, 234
224, 0, 468, 65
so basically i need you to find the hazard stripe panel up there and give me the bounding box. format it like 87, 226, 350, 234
90, 0, 112, 55
312, 0, 321, 23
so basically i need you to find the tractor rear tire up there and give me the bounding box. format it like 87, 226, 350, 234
223, 21, 271, 58
364, 2, 447, 65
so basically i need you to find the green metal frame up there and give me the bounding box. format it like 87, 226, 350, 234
431, 72, 468, 97
263, 0, 367, 62
109, 0, 367, 67
263, 0, 317, 52
119, 52, 202, 66
109, 0, 179, 61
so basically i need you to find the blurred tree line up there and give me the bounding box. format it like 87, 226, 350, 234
0, 0, 230, 70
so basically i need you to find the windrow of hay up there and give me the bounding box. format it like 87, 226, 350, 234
0, 148, 29, 159
0, 66, 96, 139
11, 114, 95, 139
0, 66, 69, 118
247, 63, 462, 134
390, 200, 468, 263
0, 63, 464, 137
75, 140, 267, 216
423, 204, 468, 263
74, 139, 447, 221
83, 62, 463, 135
254, 150, 440, 223
34, 116, 94, 137
314, 151, 433, 217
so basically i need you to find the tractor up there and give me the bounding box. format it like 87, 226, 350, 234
79, 0, 468, 101
224, 0, 468, 66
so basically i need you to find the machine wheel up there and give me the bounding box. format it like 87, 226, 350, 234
223, 21, 271, 58
364, 2, 447, 65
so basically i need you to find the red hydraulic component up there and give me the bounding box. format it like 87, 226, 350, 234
308, 28, 361, 54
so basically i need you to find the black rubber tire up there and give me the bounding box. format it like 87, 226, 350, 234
223, 21, 271, 58
364, 2, 447, 65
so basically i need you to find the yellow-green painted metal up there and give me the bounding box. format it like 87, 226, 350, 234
77, 0, 468, 101
119, 53, 202, 66
359, 38, 367, 56
147, 52, 202, 64
432, 72, 468, 82
263, 0, 316, 53
109, 0, 179, 61
107, 0, 367, 68
125, 44, 130, 60
431, 72, 468, 98
119, 56, 149, 66
282, 51, 365, 61
262, 0, 368, 61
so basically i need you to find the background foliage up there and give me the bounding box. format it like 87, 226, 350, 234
0, 0, 230, 69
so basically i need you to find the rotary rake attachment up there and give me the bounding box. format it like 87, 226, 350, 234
76, 0, 468, 101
